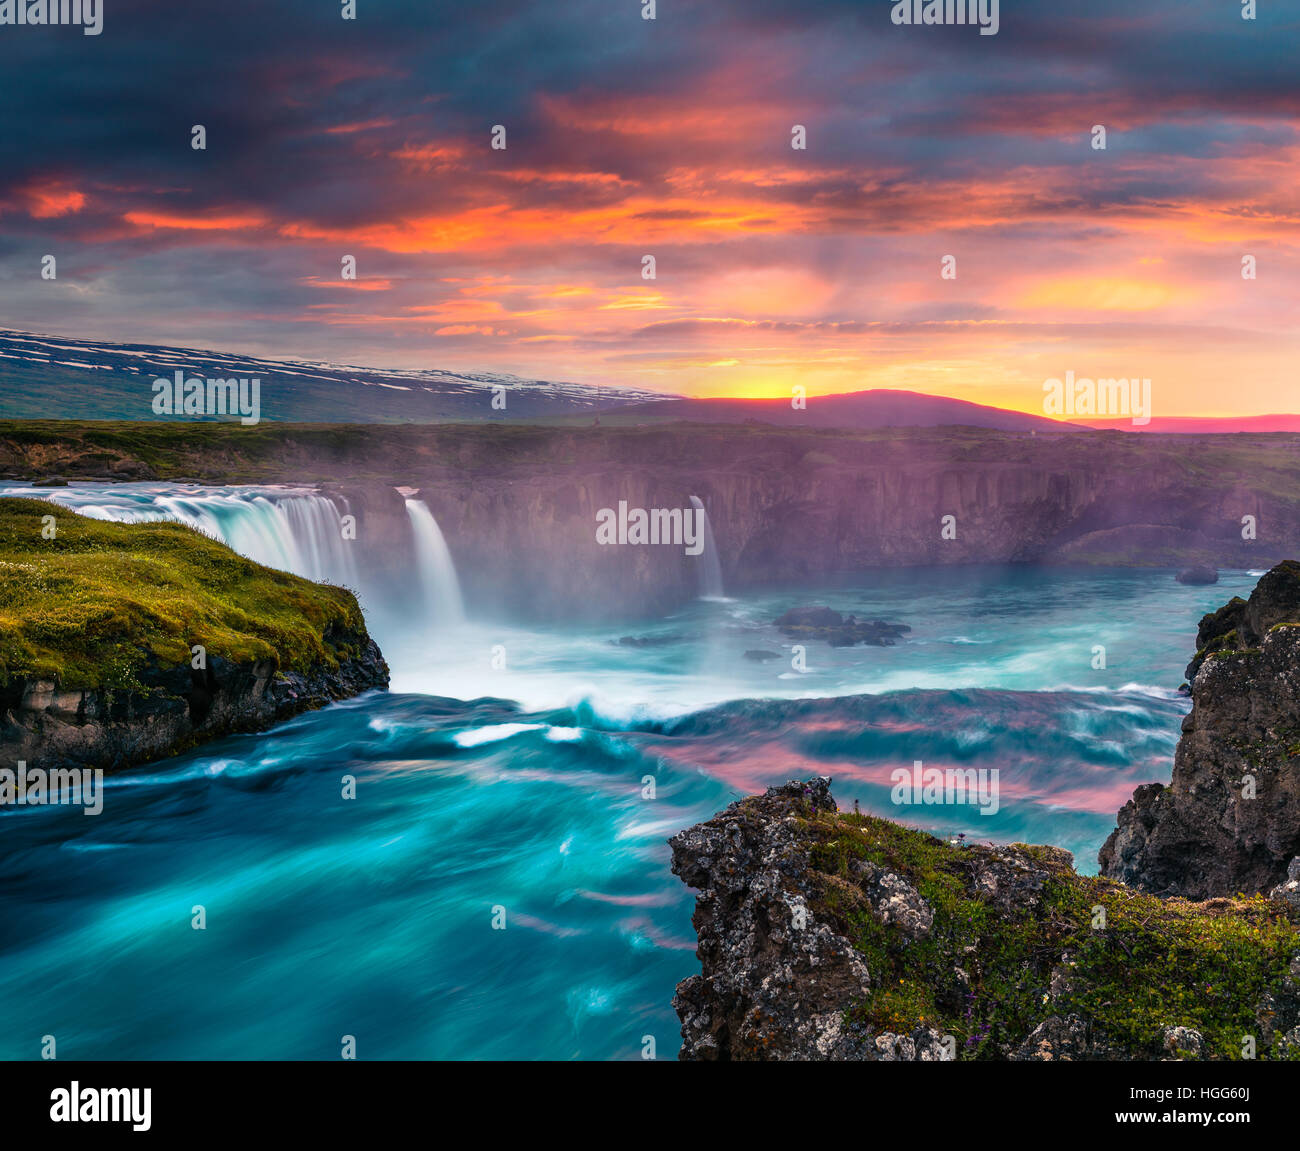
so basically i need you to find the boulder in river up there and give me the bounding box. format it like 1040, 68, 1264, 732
775, 605, 910, 647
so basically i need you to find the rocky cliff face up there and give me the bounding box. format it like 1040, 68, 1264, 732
670, 777, 949, 1060
670, 777, 1300, 1061
6, 423, 1299, 622
1, 628, 388, 773
1100, 562, 1300, 898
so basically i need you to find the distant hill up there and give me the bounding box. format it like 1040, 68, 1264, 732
604, 390, 1079, 433
4, 330, 1291, 434
1079, 415, 1300, 434
0, 329, 674, 423
587, 393, 1300, 435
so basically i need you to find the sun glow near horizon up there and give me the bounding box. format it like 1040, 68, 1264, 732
1, 1, 1297, 418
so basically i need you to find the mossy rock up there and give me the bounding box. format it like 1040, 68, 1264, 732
0, 497, 366, 690
799, 808, 1300, 1060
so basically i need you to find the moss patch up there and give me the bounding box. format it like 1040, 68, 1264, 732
799, 808, 1300, 1060
0, 497, 366, 689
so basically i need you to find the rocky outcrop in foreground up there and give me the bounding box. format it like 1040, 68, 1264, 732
1101, 562, 1300, 898
670, 778, 1300, 1060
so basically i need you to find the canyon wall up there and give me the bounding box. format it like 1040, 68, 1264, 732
4, 422, 1299, 621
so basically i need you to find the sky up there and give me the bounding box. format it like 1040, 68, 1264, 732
0, 0, 1297, 415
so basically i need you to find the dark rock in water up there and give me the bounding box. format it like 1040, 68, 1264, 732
670, 777, 1300, 1061
31, 476, 68, 487
775, 605, 843, 629
775, 605, 910, 648
743, 649, 780, 662
1101, 560, 1300, 898
1176, 566, 1218, 585
614, 633, 684, 647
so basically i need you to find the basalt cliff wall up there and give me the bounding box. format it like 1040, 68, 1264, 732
3, 422, 1298, 621
1100, 562, 1300, 898
1, 635, 389, 774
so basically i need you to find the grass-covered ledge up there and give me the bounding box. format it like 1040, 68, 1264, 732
0, 497, 388, 771
670, 778, 1300, 1061
0, 497, 366, 689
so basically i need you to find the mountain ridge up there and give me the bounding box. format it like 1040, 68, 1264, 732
0, 328, 675, 423
3, 329, 1297, 434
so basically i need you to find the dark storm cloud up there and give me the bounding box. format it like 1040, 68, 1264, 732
1, 0, 1288, 209
0, 0, 1293, 408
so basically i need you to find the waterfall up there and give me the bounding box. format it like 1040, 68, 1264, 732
2, 482, 466, 634
154, 492, 360, 590
45, 486, 361, 587
2, 480, 474, 692
689, 495, 725, 599
404, 498, 466, 627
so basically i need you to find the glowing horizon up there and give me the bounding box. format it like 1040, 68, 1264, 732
1, 1, 1297, 418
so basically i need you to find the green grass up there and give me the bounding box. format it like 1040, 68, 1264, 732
797, 806, 1300, 1059
0, 497, 367, 690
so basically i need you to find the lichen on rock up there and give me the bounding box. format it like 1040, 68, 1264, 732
671, 776, 1300, 1060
